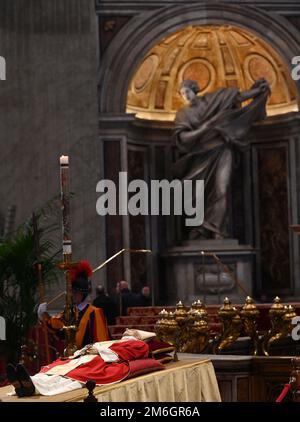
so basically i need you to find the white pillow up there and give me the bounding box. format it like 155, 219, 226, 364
122, 328, 156, 341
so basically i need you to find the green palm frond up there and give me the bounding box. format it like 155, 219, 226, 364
0, 199, 62, 362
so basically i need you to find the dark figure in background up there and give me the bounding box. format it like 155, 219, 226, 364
93, 285, 118, 325
173, 78, 270, 240
112, 281, 141, 316
138, 286, 152, 307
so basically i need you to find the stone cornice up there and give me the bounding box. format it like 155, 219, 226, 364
96, 1, 300, 16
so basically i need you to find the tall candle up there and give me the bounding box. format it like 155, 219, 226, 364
60, 155, 72, 254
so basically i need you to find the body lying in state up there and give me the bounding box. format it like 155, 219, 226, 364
7, 329, 165, 397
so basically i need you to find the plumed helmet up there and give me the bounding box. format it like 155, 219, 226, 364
70, 260, 93, 295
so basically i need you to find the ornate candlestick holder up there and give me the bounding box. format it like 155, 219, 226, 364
57, 254, 78, 357
240, 296, 260, 356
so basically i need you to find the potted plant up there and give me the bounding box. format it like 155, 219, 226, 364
0, 206, 61, 367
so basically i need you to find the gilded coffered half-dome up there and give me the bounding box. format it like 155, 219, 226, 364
126, 25, 298, 121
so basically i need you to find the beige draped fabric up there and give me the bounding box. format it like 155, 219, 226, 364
0, 359, 221, 402
94, 359, 221, 402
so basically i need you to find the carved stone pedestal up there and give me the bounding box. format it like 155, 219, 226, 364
161, 240, 256, 305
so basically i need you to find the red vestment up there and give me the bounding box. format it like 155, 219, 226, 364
39, 340, 149, 385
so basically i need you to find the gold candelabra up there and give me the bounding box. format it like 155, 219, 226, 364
155, 295, 297, 356
260, 297, 297, 356
212, 297, 242, 354
155, 300, 209, 354
240, 296, 260, 356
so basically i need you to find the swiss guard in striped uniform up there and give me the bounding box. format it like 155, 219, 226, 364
38, 261, 110, 348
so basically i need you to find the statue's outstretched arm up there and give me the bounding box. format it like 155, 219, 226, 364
238, 87, 262, 102
238, 79, 270, 102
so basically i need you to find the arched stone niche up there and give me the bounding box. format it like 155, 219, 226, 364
99, 3, 300, 113
126, 25, 298, 120
98, 3, 300, 303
